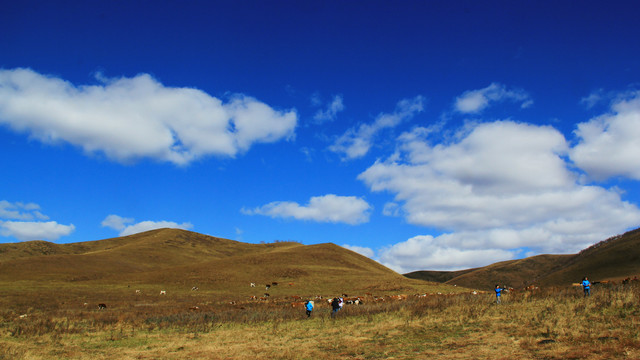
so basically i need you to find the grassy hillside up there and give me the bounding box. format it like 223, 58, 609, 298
539, 227, 640, 286
405, 227, 640, 290
0, 228, 455, 297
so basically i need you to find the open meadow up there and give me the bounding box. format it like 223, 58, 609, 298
1, 282, 639, 359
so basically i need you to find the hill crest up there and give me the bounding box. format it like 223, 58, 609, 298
405, 227, 640, 290
0, 228, 447, 296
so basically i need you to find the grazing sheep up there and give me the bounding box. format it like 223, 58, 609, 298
98, 303, 107, 310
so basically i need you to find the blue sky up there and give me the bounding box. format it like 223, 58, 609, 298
2, 1, 640, 272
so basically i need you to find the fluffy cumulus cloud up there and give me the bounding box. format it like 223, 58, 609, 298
0, 68, 297, 165
101, 214, 193, 236
0, 200, 75, 241
359, 120, 640, 272
454, 83, 532, 114
242, 194, 371, 225
570, 91, 640, 181
378, 234, 515, 273
329, 96, 424, 160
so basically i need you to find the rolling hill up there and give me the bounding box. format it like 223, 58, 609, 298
405, 227, 640, 290
0, 228, 449, 297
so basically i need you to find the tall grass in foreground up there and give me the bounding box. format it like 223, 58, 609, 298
1, 283, 639, 359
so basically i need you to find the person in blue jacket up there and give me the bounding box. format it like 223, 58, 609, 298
305, 300, 314, 317
582, 277, 591, 297
495, 284, 504, 304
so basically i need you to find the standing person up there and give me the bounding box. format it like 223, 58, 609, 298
331, 297, 340, 317
495, 284, 504, 304
305, 300, 314, 318
339, 297, 344, 311
582, 277, 591, 297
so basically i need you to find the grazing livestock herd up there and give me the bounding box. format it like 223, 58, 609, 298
80, 275, 639, 315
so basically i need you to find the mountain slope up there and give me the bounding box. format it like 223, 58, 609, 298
0, 228, 448, 296
405, 227, 640, 290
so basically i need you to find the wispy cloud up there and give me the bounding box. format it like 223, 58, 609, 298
580, 89, 605, 109
0, 200, 75, 241
242, 194, 371, 225
312, 94, 344, 124
329, 96, 424, 160
101, 214, 193, 236
0, 200, 48, 221
0, 68, 298, 166
454, 83, 532, 114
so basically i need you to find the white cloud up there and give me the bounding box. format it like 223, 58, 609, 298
313, 94, 344, 124
378, 234, 515, 273
101, 214, 193, 236
100, 214, 134, 231
242, 194, 371, 225
359, 120, 640, 271
0, 68, 297, 166
329, 96, 424, 160
0, 220, 75, 241
0, 200, 73, 241
454, 83, 532, 114
571, 91, 640, 181
341, 244, 375, 258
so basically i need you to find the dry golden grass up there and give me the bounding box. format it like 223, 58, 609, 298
0, 228, 442, 298
1, 283, 638, 359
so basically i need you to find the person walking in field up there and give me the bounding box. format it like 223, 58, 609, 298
305, 300, 314, 318
582, 277, 591, 297
330, 297, 340, 317
494, 284, 504, 304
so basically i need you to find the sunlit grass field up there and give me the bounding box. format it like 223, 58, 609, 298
1, 282, 638, 359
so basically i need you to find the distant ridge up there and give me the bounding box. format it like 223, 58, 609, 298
405, 227, 640, 290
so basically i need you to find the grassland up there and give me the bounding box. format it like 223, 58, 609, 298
2, 228, 640, 358
1, 283, 638, 359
